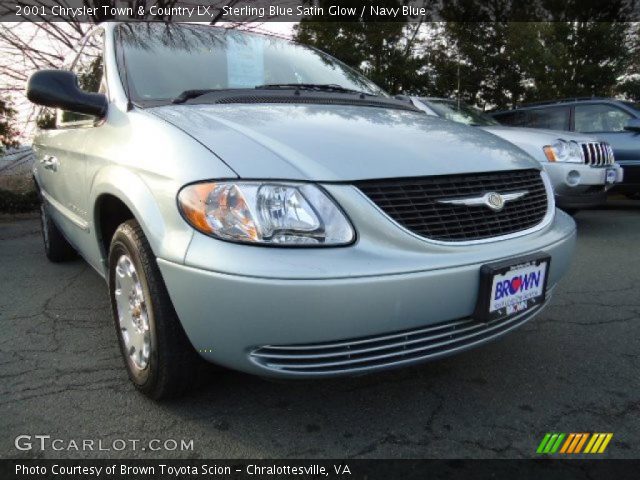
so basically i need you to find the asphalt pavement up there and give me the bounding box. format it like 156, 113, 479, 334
1, 200, 639, 459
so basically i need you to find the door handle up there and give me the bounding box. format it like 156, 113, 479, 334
41, 155, 59, 172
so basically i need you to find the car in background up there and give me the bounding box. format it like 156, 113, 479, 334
411, 97, 623, 212
491, 98, 640, 197
26, 23, 576, 398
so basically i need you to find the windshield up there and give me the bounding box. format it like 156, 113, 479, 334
423, 99, 500, 126
116, 23, 385, 103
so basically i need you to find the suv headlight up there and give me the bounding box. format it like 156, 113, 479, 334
178, 181, 355, 246
543, 139, 584, 163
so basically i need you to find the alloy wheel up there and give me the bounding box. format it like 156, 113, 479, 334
114, 254, 151, 370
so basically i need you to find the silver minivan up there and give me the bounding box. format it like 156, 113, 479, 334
27, 23, 576, 398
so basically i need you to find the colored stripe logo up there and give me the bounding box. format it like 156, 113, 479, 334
537, 433, 613, 454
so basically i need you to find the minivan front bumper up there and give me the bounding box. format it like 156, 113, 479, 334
157, 206, 576, 378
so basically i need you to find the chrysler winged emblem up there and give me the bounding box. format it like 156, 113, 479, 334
437, 191, 528, 212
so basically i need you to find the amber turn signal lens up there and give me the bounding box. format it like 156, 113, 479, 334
177, 183, 216, 234
543, 146, 556, 162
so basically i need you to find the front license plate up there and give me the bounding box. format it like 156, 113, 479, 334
474, 253, 550, 322
605, 168, 617, 185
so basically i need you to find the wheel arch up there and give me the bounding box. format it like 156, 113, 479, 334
94, 193, 137, 260
91, 167, 171, 268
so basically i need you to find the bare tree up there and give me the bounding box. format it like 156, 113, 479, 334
0, 21, 87, 135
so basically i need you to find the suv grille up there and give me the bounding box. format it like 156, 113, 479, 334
581, 142, 614, 166
355, 169, 548, 242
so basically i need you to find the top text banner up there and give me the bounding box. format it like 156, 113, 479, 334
1, 0, 639, 22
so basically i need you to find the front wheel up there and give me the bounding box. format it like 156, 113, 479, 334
108, 220, 201, 399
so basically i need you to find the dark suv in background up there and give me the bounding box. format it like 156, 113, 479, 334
492, 98, 640, 197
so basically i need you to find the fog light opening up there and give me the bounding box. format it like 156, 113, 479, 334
566, 170, 581, 187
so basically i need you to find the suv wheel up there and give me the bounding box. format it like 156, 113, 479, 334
108, 220, 201, 399
39, 202, 76, 262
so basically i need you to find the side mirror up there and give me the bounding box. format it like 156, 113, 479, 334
624, 118, 640, 132
26, 70, 107, 118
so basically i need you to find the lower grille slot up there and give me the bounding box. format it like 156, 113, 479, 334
250, 305, 544, 375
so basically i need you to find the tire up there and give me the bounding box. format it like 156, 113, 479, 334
108, 219, 201, 399
39, 201, 77, 262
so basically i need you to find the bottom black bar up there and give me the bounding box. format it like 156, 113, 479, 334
2, 459, 640, 480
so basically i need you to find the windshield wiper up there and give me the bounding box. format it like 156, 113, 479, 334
172, 89, 221, 104
254, 83, 375, 97
172, 84, 375, 104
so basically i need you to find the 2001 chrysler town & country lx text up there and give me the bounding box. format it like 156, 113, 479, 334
26, 22, 576, 398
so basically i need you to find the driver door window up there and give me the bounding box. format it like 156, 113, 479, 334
58, 30, 105, 126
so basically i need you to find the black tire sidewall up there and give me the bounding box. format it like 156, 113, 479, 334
39, 199, 76, 262
108, 228, 159, 390
39, 203, 51, 255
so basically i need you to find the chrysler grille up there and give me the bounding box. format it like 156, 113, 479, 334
355, 169, 549, 242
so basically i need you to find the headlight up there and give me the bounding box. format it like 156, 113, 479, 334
543, 139, 584, 163
177, 181, 355, 246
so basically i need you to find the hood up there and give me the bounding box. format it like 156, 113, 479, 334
150, 103, 540, 181
481, 125, 598, 144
